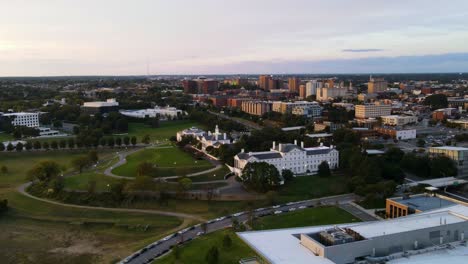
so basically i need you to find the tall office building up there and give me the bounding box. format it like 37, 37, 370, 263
182, 77, 218, 94
288, 77, 300, 93
368, 77, 388, 94
305, 80, 322, 97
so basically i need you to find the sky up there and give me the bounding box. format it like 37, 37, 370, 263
1, 0, 468, 76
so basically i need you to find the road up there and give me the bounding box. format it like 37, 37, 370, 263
208, 110, 263, 130
122, 193, 360, 264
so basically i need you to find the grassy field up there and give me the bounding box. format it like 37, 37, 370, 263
126, 120, 205, 143
277, 174, 351, 202
0, 132, 13, 142
253, 206, 360, 230
166, 165, 231, 182
0, 151, 184, 264
63, 172, 122, 192
154, 229, 257, 264
112, 146, 213, 177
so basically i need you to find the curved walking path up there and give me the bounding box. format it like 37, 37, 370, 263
103, 145, 223, 180
17, 182, 206, 222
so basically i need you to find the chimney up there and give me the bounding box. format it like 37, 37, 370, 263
224, 133, 227, 140
294, 139, 298, 145
301, 141, 304, 148
273, 141, 276, 149
279, 143, 282, 151
241, 149, 244, 153
320, 142, 323, 147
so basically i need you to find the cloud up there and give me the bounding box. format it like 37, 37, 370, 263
342, 49, 385, 53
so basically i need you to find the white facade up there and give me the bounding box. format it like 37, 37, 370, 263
197, 125, 231, 150
119, 106, 182, 119
176, 127, 206, 142
381, 115, 418, 126
233, 141, 339, 178
1, 112, 40, 128
83, 98, 119, 108
395, 129, 416, 140
305, 80, 322, 97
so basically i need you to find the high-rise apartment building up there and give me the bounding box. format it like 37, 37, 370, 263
288, 77, 300, 93
299, 84, 306, 99
258, 75, 272, 90
368, 77, 388, 94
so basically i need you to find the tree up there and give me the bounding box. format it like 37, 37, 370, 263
223, 234, 232, 248
87, 180, 97, 194
110, 181, 126, 202
178, 177, 192, 196
1, 165, 8, 174
0, 199, 8, 216
205, 246, 219, 264
25, 141, 32, 151
33, 141, 41, 150
59, 140, 67, 149
42, 141, 50, 150
242, 162, 281, 192
318, 161, 331, 177
131, 136, 137, 146
51, 140, 58, 150
6, 143, 14, 151
142, 134, 151, 144
123, 136, 130, 146
0, 143, 4, 152
107, 137, 115, 148
99, 137, 106, 147
115, 137, 122, 147
28, 161, 61, 182
281, 169, 294, 182
137, 161, 154, 177
88, 150, 99, 164
201, 222, 208, 234
67, 138, 75, 149
71, 156, 92, 174
423, 94, 448, 110
128, 175, 155, 191
15, 142, 23, 152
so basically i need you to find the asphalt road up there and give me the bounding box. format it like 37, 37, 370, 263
121, 193, 359, 264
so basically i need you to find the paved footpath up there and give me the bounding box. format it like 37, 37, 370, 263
17, 182, 206, 222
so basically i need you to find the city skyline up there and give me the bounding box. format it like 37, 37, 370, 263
1, 0, 468, 76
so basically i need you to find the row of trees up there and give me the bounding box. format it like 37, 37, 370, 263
0, 136, 139, 152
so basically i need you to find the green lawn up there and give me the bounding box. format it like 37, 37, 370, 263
278, 174, 351, 202
253, 206, 360, 230
166, 165, 231, 182
0, 132, 13, 142
63, 172, 122, 192
126, 120, 205, 143
0, 151, 184, 264
112, 146, 213, 177
154, 229, 257, 264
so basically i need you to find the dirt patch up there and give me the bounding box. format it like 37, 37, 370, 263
50, 240, 102, 255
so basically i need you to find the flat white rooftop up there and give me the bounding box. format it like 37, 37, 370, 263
238, 205, 468, 264
350, 210, 465, 238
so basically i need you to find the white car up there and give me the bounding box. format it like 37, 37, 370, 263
274, 210, 283, 215
272, 205, 280, 209
255, 207, 266, 212
289, 208, 296, 212
298, 206, 306, 209
196, 231, 204, 236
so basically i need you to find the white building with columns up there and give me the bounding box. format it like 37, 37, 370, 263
197, 125, 231, 150
233, 141, 339, 178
